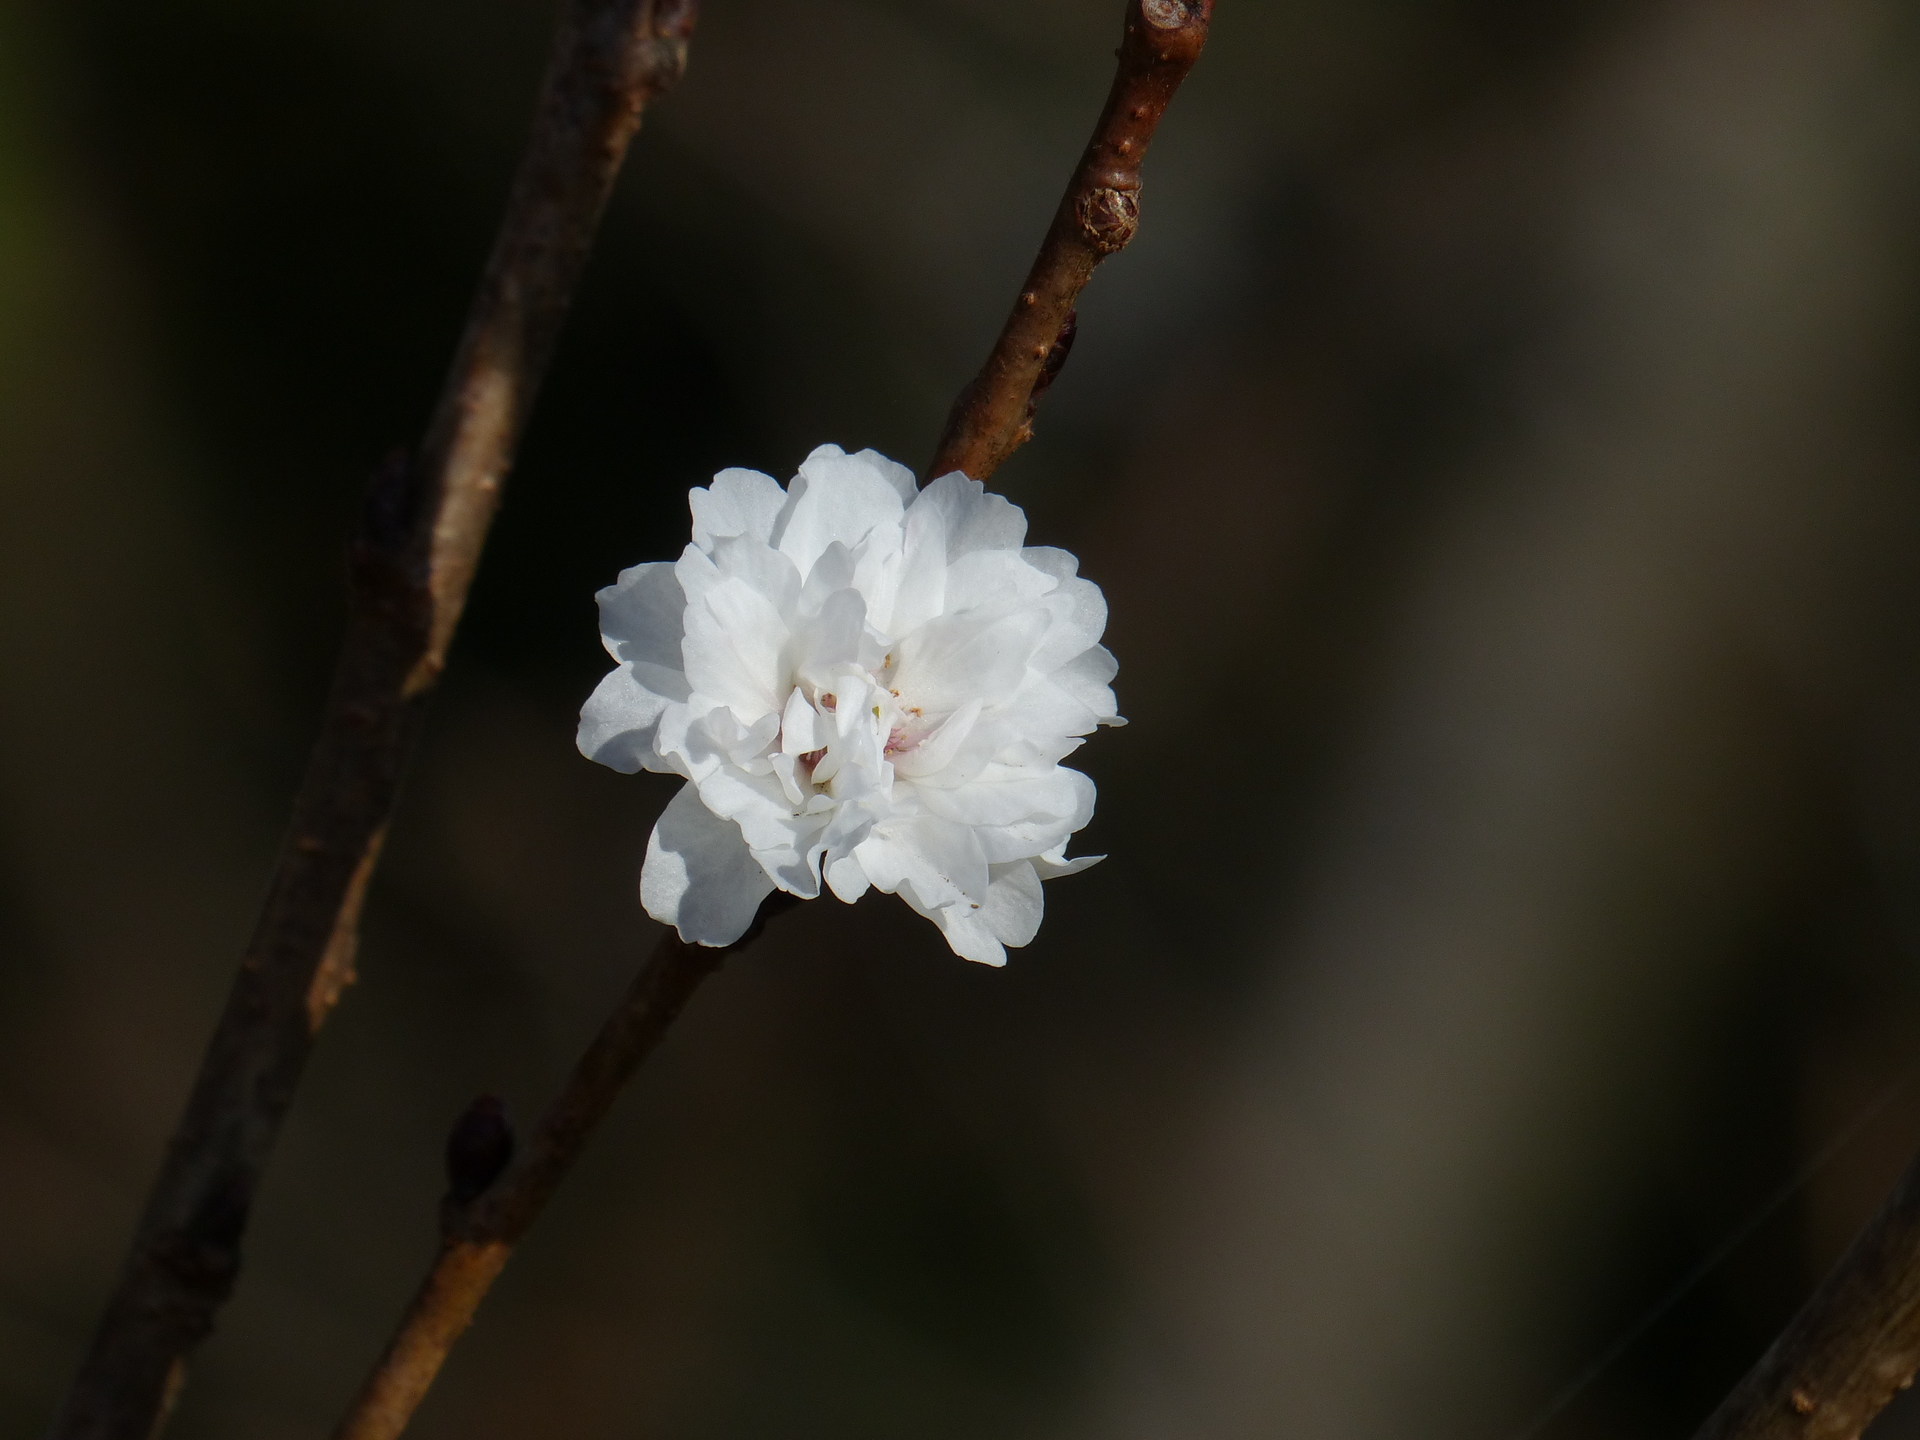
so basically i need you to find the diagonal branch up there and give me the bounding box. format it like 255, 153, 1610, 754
45, 4, 700, 1437
328, 900, 791, 1440
1691, 1140, 1920, 1440
926, 0, 1214, 484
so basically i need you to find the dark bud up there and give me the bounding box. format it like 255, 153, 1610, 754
444, 1095, 514, 1208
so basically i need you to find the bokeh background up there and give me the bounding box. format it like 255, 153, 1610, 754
6, 0, 1920, 1436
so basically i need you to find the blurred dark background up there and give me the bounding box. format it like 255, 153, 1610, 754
6, 0, 1920, 1437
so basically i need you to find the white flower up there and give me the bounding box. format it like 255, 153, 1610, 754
578, 444, 1123, 965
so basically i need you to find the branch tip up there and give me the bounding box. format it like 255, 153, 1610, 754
925, 0, 1212, 483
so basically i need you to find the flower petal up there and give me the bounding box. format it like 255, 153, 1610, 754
890, 607, 1049, 715
854, 814, 989, 912
911, 472, 1028, 558
683, 577, 789, 721
710, 534, 801, 614
789, 586, 868, 682
1030, 576, 1109, 675
642, 781, 775, 945
1051, 644, 1125, 726
690, 467, 787, 551
596, 561, 688, 669
1034, 850, 1103, 879
942, 549, 1056, 617
577, 665, 684, 774
983, 860, 1044, 947
849, 446, 919, 506
773, 444, 908, 577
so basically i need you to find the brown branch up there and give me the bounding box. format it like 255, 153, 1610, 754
1692, 1142, 1920, 1440
329, 901, 791, 1440
45, 4, 700, 1438
925, 0, 1214, 484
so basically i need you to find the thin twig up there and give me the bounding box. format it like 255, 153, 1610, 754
46, 5, 699, 1438
1691, 1137, 1920, 1440
925, 0, 1214, 484
329, 902, 790, 1440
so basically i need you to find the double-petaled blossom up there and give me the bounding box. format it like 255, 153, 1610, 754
578, 445, 1122, 965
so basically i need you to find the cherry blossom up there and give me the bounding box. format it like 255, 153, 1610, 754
579, 445, 1121, 964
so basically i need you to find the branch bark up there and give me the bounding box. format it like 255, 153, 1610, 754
1692, 1144, 1920, 1440
925, 0, 1213, 484
329, 903, 789, 1440
46, 5, 699, 1437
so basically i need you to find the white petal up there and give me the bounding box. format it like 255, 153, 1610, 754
577, 666, 682, 773
826, 853, 871, 902
881, 878, 1007, 966
965, 766, 1096, 865
595, 561, 687, 669
973, 815, 1080, 866
850, 520, 908, 623
931, 904, 1008, 967
787, 586, 868, 681
942, 549, 1056, 616
917, 766, 1085, 828
993, 672, 1103, 743
1052, 644, 1124, 726
1034, 850, 1103, 879
1030, 576, 1109, 674
1019, 546, 1079, 583
853, 815, 989, 911
673, 542, 722, 607
779, 686, 821, 754
889, 699, 982, 780
773, 445, 907, 577
911, 471, 1027, 558
695, 765, 827, 897
769, 750, 805, 807
982, 860, 1044, 947
798, 538, 857, 609
710, 534, 801, 614
690, 468, 787, 551
890, 608, 1049, 715
848, 446, 920, 506
642, 781, 776, 945
880, 494, 950, 638
683, 577, 789, 721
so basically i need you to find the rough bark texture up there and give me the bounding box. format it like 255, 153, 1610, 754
925, 0, 1213, 484
45, 5, 699, 1437
1693, 1147, 1920, 1440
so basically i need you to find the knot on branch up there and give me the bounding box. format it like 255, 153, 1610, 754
1077, 187, 1141, 255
